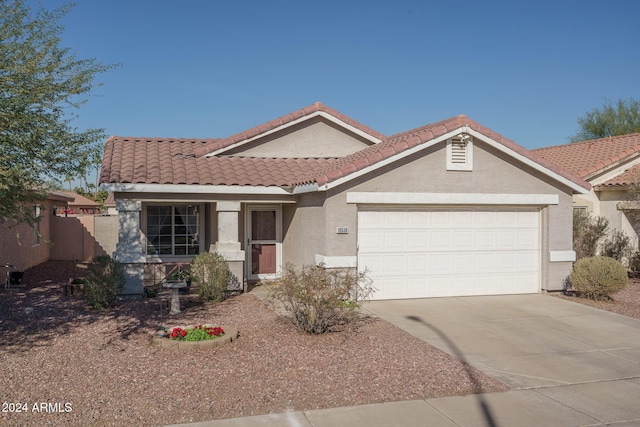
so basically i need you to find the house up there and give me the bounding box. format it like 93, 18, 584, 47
99, 102, 590, 299
54, 190, 101, 215
533, 133, 640, 250
0, 191, 73, 272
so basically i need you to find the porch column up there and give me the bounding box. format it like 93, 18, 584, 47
212, 201, 245, 291
114, 199, 145, 296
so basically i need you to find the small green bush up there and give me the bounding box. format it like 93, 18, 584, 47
191, 252, 230, 302
570, 256, 628, 300
268, 263, 375, 334
84, 255, 126, 309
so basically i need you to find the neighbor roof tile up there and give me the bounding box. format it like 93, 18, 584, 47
533, 133, 640, 179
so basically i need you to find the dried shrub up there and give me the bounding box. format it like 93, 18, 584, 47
191, 252, 230, 302
570, 256, 628, 300
573, 210, 608, 260
84, 255, 125, 309
600, 229, 631, 263
268, 263, 375, 334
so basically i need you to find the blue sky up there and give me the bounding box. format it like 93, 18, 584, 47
47, 0, 640, 150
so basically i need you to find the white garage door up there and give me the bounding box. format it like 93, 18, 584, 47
357, 207, 540, 300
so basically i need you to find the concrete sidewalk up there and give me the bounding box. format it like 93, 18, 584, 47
167, 381, 640, 427
168, 293, 640, 427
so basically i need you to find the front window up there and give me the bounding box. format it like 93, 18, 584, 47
146, 205, 200, 255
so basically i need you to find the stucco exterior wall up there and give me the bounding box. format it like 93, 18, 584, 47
309, 139, 576, 291
282, 193, 327, 267
598, 189, 639, 249
0, 199, 55, 271
225, 117, 374, 158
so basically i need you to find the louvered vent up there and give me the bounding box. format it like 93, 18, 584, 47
446, 136, 473, 171
450, 138, 467, 164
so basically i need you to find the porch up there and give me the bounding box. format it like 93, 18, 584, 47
114, 199, 287, 295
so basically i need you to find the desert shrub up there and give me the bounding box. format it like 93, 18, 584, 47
268, 263, 375, 334
573, 210, 608, 260
629, 251, 640, 273
600, 229, 631, 262
570, 256, 628, 300
84, 255, 126, 309
191, 252, 230, 302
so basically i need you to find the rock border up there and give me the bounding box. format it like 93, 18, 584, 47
151, 324, 239, 350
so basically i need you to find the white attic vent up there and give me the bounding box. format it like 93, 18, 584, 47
446, 135, 473, 171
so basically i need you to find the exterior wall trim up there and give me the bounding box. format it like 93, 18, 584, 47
549, 250, 577, 262
102, 183, 291, 195
315, 254, 357, 268
346, 192, 559, 206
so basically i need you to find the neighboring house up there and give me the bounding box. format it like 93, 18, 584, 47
100, 102, 589, 299
0, 191, 73, 272
534, 133, 640, 250
55, 190, 101, 215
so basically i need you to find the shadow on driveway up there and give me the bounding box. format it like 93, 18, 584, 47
407, 314, 498, 427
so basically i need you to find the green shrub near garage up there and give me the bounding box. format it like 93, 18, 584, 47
570, 256, 628, 301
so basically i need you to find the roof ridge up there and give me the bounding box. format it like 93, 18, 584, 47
109, 136, 219, 143
302, 115, 589, 191
192, 102, 387, 157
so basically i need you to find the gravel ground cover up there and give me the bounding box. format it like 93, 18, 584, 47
555, 277, 640, 319
0, 261, 506, 427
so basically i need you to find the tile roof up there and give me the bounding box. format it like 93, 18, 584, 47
532, 133, 640, 179
100, 104, 590, 192
595, 164, 640, 188
100, 136, 335, 187
192, 102, 386, 157
305, 115, 589, 189
55, 190, 100, 207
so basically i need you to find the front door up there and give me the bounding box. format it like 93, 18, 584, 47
246, 206, 281, 280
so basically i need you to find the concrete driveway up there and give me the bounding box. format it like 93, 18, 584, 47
364, 294, 640, 426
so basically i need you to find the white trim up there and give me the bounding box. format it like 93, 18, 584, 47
101, 183, 291, 195
205, 111, 383, 157
590, 154, 640, 186
464, 129, 589, 195
291, 183, 319, 194
446, 136, 473, 171
307, 126, 589, 195
549, 250, 576, 262
346, 192, 559, 205
315, 255, 357, 268
318, 128, 462, 191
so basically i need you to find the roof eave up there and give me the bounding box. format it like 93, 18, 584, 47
100, 183, 293, 195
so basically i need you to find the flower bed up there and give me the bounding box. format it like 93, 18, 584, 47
151, 324, 239, 350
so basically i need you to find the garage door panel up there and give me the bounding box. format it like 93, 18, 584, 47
382, 254, 406, 275
517, 230, 539, 248
384, 231, 406, 250
358, 208, 540, 300
430, 231, 451, 249
453, 231, 474, 249
407, 254, 429, 274
407, 231, 428, 250
429, 253, 452, 274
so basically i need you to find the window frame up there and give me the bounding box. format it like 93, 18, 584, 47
142, 203, 204, 258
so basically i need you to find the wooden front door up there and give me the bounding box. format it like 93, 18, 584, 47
247, 206, 281, 280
